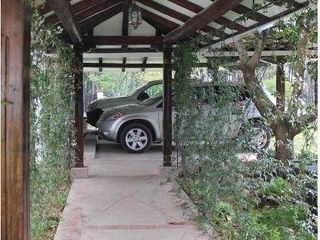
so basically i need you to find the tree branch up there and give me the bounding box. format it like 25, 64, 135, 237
247, 32, 267, 68
235, 32, 276, 119
234, 39, 249, 67
292, 107, 317, 135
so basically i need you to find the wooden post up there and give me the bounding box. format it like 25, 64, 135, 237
74, 47, 84, 167
276, 61, 285, 111
163, 45, 173, 166
1, 0, 31, 239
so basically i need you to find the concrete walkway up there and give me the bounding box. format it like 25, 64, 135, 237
54, 137, 208, 240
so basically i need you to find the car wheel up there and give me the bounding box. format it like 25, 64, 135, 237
249, 122, 271, 151
120, 123, 152, 153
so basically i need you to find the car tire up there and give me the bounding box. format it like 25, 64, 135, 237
120, 123, 152, 153
249, 121, 271, 151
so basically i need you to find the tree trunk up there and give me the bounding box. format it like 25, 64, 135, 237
274, 122, 295, 161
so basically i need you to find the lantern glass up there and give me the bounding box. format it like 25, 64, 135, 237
128, 1, 142, 30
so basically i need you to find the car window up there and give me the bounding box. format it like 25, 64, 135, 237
142, 83, 163, 98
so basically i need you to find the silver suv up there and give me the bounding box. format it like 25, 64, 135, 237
86, 80, 163, 126
96, 87, 271, 153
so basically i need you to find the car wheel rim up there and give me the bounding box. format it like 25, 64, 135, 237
125, 128, 148, 151
251, 127, 268, 149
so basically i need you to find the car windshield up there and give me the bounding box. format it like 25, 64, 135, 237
140, 95, 162, 106
127, 82, 149, 96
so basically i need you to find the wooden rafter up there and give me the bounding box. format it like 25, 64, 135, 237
47, 0, 83, 45
231, 4, 271, 23
141, 57, 148, 71
83, 62, 208, 68
84, 36, 163, 45
268, 0, 303, 8
214, 17, 247, 33
79, 3, 123, 34
137, 0, 221, 37
141, 8, 178, 33
87, 48, 159, 53
164, 0, 242, 43
167, 0, 246, 32
76, 0, 121, 23
141, 8, 198, 41
122, 0, 131, 49
46, 0, 121, 24
84, 62, 164, 68
208, 1, 309, 46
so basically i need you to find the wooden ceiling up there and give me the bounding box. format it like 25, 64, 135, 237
40, 0, 309, 71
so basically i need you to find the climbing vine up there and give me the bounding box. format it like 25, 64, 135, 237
30, 4, 75, 240
173, 35, 316, 240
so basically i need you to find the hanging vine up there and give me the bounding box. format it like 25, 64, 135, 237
30, 4, 76, 240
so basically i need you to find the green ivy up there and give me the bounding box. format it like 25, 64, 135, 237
30, 4, 75, 240
173, 39, 317, 239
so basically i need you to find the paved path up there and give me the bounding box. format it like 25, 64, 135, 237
54, 138, 208, 240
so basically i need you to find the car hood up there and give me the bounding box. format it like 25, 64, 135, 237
99, 103, 145, 120
89, 96, 132, 110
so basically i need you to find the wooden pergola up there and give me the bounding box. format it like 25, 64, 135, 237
1, 0, 309, 239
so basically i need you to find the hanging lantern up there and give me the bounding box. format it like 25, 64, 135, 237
128, 0, 142, 30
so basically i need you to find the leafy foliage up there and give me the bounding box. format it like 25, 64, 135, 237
173, 36, 317, 239
234, 2, 317, 161
30, 6, 75, 240
84, 71, 162, 97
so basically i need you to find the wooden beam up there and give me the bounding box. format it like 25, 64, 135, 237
214, 17, 247, 33
74, 47, 84, 167
87, 48, 159, 53
79, 3, 123, 34
1, 1, 31, 239
84, 36, 163, 45
268, 0, 303, 8
83, 62, 164, 68
206, 2, 309, 46
47, 0, 83, 45
163, 45, 173, 166
164, 0, 242, 43
83, 63, 163, 69
141, 8, 179, 33
83, 62, 208, 68
167, 0, 202, 13
138, 0, 219, 34
122, 57, 127, 72
167, 0, 246, 32
141, 57, 148, 72
46, 0, 120, 24
141, 8, 198, 40
232, 4, 271, 23
122, 0, 131, 49
76, 0, 121, 23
